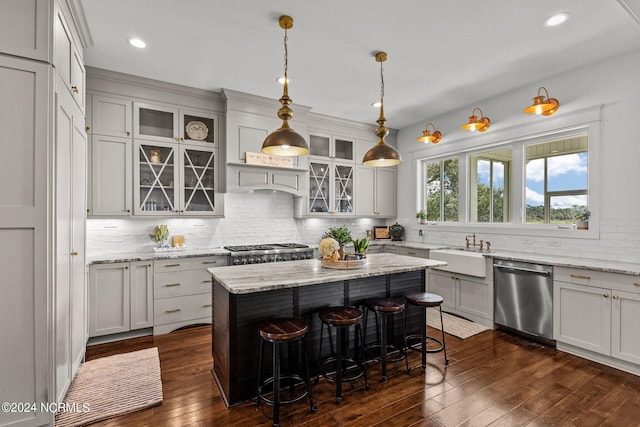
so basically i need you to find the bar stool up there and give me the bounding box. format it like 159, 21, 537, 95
404, 292, 449, 370
363, 298, 410, 381
318, 307, 369, 403
256, 318, 316, 427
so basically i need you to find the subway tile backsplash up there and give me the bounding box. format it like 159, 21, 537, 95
86, 191, 385, 256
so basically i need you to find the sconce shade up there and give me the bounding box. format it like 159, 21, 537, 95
261, 15, 309, 156
524, 87, 559, 116
362, 52, 402, 166
416, 122, 442, 143
461, 108, 490, 132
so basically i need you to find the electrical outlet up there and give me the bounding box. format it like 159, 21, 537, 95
193, 219, 204, 227
104, 220, 117, 229
549, 239, 561, 247
521, 237, 533, 245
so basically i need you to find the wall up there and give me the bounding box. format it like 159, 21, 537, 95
395, 47, 640, 264
86, 191, 384, 256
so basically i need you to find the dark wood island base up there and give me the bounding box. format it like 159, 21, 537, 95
208, 254, 447, 407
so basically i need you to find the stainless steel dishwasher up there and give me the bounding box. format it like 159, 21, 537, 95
493, 259, 554, 343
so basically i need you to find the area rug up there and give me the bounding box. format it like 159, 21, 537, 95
55, 348, 163, 427
426, 310, 490, 339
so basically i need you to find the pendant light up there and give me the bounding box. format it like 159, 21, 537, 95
362, 52, 403, 167
416, 122, 442, 144
461, 107, 491, 132
524, 86, 560, 116
261, 15, 309, 156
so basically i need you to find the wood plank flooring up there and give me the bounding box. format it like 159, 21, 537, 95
85, 325, 640, 426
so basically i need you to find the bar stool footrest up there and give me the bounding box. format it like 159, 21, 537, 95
257, 374, 310, 406
364, 343, 406, 362
319, 357, 366, 383
405, 334, 444, 353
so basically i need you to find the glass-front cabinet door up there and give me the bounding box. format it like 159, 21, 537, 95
134, 102, 179, 143
180, 146, 216, 215
134, 141, 179, 215
309, 133, 354, 160
333, 163, 354, 213
307, 160, 354, 215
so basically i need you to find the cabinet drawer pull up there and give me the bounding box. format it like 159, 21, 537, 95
71, 85, 79, 93
202, 261, 217, 265
634, 283, 640, 287
407, 251, 416, 255
203, 304, 212, 308
202, 280, 211, 283
164, 263, 181, 267
165, 283, 180, 287
70, 251, 78, 256
612, 295, 619, 300
165, 309, 181, 313
570, 274, 591, 280
603, 294, 609, 298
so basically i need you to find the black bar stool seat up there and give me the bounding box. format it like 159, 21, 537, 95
256, 318, 315, 427
363, 298, 409, 381
404, 292, 449, 370
318, 307, 369, 403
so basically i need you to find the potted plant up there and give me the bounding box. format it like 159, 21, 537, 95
416, 210, 428, 224
352, 237, 370, 259
322, 226, 353, 260
575, 209, 590, 230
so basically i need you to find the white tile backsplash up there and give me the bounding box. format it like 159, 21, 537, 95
86, 191, 386, 256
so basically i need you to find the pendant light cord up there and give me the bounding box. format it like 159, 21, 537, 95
379, 60, 384, 104
283, 27, 289, 81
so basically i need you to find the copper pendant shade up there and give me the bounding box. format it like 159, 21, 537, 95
362, 52, 402, 167
261, 15, 309, 156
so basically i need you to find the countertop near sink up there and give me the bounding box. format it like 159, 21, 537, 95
86, 247, 230, 265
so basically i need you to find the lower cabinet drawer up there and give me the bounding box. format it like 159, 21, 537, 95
154, 293, 212, 326
154, 269, 211, 299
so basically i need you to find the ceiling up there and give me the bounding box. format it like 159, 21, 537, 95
79, 0, 640, 129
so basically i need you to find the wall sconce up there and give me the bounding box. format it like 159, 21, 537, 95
461, 107, 491, 132
524, 86, 560, 116
261, 15, 309, 156
416, 123, 442, 144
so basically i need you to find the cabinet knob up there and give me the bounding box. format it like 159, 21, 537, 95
126, 209, 131, 213
124, 266, 129, 270
70, 251, 78, 256
126, 131, 131, 136
71, 85, 79, 93
612, 295, 619, 300
85, 126, 91, 131
86, 208, 90, 213
175, 137, 180, 141
603, 293, 609, 298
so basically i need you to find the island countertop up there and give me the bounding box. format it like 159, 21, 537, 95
208, 253, 447, 294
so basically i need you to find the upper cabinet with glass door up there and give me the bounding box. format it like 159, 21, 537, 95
305, 133, 355, 216
134, 102, 219, 147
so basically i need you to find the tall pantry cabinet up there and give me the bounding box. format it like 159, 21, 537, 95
0, 1, 88, 426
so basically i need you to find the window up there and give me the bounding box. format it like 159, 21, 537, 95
525, 135, 588, 224
423, 158, 459, 222
469, 149, 511, 223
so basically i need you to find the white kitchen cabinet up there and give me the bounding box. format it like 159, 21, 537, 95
354, 141, 397, 217
153, 256, 225, 335
89, 135, 133, 216
89, 261, 154, 337
134, 102, 219, 146
91, 95, 133, 138
428, 269, 492, 326
54, 70, 87, 402
0, 0, 50, 62
384, 246, 428, 258
134, 141, 221, 216
554, 267, 640, 368
53, 3, 84, 111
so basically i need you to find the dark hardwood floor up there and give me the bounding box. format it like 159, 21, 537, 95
85, 325, 640, 426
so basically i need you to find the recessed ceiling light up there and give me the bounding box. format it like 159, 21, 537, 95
128, 38, 146, 48
543, 12, 570, 27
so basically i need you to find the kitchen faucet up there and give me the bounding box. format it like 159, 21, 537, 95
465, 233, 490, 251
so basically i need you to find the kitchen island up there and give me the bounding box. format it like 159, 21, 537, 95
208, 253, 446, 407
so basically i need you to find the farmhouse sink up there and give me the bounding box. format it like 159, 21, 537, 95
429, 249, 487, 278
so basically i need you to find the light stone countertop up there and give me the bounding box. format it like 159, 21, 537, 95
208, 253, 447, 294
86, 247, 230, 265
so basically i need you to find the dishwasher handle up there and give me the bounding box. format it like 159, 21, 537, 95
494, 264, 551, 276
